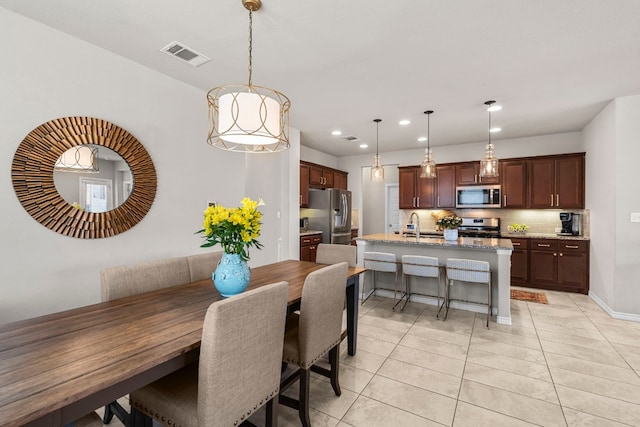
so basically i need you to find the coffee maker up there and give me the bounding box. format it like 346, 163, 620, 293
558, 212, 582, 236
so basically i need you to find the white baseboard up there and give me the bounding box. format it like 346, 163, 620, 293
589, 291, 640, 323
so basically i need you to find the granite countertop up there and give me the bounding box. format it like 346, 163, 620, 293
501, 232, 590, 241
357, 233, 514, 251
300, 229, 323, 236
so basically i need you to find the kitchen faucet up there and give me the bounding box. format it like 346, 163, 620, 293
410, 212, 420, 239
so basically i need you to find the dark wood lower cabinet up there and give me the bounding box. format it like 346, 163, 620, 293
300, 233, 322, 262
510, 238, 529, 284
511, 238, 589, 294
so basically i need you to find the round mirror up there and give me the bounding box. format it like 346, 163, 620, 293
12, 117, 157, 239
53, 145, 133, 213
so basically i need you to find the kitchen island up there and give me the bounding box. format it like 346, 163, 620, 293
356, 233, 513, 325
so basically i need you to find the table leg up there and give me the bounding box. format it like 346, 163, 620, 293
346, 275, 359, 356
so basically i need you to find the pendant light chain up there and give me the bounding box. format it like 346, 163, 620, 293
248, 9, 253, 87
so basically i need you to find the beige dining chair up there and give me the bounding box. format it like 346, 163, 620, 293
315, 243, 357, 267
99, 256, 193, 424
129, 281, 289, 427
279, 262, 348, 427
186, 251, 223, 282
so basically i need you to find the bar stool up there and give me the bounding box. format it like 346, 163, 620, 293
444, 258, 492, 328
400, 255, 443, 316
362, 252, 399, 308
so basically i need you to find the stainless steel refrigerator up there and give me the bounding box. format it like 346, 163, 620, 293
307, 188, 352, 245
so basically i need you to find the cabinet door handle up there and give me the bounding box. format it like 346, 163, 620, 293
565, 245, 579, 249
310, 246, 316, 250
302, 238, 311, 244
503, 195, 506, 206
559, 253, 563, 256
537, 243, 551, 247
437, 196, 440, 206
513, 242, 520, 246
550, 194, 554, 207
475, 174, 478, 183
554, 253, 557, 256
417, 197, 420, 207
556, 194, 559, 206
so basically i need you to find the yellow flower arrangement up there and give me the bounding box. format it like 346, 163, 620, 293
197, 197, 264, 260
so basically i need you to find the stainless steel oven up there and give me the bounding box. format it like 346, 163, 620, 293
456, 185, 501, 209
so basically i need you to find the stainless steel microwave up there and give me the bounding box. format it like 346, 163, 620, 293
456, 185, 501, 208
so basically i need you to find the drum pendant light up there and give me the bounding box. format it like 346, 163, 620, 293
480, 100, 500, 177
371, 119, 384, 181
206, 0, 291, 153
420, 110, 437, 178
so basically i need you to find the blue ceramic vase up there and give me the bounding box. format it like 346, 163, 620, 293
213, 252, 250, 297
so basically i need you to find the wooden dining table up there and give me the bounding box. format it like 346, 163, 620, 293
0, 260, 365, 427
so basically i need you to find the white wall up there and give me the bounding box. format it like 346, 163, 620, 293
300, 145, 338, 168
612, 96, 640, 314
583, 101, 617, 308
0, 8, 295, 324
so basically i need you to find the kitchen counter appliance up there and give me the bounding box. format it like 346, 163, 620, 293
457, 217, 501, 238
307, 188, 352, 245
558, 212, 582, 236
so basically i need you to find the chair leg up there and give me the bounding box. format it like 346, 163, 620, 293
328, 344, 341, 396
486, 280, 492, 329
395, 273, 410, 312
443, 279, 451, 321
265, 396, 278, 427
102, 404, 114, 424
298, 368, 312, 427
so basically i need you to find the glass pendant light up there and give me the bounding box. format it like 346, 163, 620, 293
206, 0, 291, 153
480, 100, 500, 178
371, 119, 384, 181
420, 110, 437, 178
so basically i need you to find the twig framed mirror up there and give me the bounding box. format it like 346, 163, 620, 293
11, 117, 157, 239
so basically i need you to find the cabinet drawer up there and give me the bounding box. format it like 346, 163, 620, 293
300, 234, 322, 246
509, 238, 529, 249
558, 240, 588, 252
530, 239, 558, 251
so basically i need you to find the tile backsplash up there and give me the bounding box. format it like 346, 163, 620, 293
400, 209, 589, 236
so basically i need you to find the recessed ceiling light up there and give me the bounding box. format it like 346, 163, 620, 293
331, 130, 342, 136
417, 136, 428, 142
359, 144, 368, 149
490, 127, 502, 133
486, 104, 502, 112
398, 119, 411, 126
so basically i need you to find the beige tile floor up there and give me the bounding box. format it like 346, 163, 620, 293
98, 288, 640, 426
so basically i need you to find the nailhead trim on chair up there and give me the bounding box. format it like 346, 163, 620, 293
283, 338, 341, 369
132, 387, 278, 427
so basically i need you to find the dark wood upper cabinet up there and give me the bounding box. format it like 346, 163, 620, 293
398, 167, 435, 209
300, 164, 310, 207
456, 161, 500, 185
435, 164, 456, 208
529, 153, 584, 209
305, 162, 346, 190
334, 171, 348, 190
501, 160, 528, 209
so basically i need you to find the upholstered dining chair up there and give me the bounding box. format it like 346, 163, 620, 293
315, 243, 357, 267
279, 262, 348, 427
186, 251, 223, 282
99, 256, 194, 425
129, 281, 289, 427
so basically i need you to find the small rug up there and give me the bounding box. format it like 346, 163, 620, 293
511, 289, 548, 304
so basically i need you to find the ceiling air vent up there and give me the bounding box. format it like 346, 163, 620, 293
161, 41, 210, 67
342, 135, 360, 142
